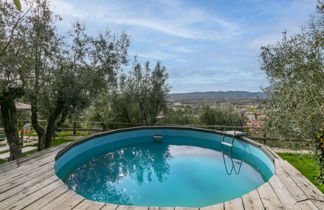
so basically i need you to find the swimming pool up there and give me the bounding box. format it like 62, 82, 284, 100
55, 127, 275, 208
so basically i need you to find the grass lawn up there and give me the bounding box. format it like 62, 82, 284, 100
278, 153, 323, 193
50, 138, 75, 147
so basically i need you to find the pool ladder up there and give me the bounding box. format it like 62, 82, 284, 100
221, 128, 242, 175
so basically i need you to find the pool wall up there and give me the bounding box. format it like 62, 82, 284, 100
55, 126, 276, 181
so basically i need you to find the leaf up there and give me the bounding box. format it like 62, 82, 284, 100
13, 0, 22, 11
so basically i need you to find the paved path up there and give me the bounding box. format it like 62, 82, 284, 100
0, 145, 9, 153
0, 146, 37, 160
273, 148, 313, 154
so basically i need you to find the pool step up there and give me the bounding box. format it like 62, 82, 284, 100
221, 141, 233, 147
153, 135, 163, 142
224, 130, 246, 137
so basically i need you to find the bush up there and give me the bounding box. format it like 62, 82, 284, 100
199, 104, 245, 127
158, 107, 197, 125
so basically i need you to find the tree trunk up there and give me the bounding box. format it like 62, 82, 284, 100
0, 88, 24, 160
30, 97, 44, 151
42, 101, 64, 149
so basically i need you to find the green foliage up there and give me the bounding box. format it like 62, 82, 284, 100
278, 153, 323, 192
261, 7, 323, 139
159, 107, 197, 125
13, 0, 21, 11
159, 103, 246, 127
314, 133, 324, 184
1, 0, 130, 153
0, 1, 24, 92
90, 60, 170, 127
261, 4, 324, 183
22, 149, 37, 156
198, 104, 245, 126
1, 0, 129, 149
50, 138, 75, 147
55, 131, 89, 137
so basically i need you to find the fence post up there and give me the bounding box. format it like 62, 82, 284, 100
73, 121, 77, 136
20, 126, 24, 147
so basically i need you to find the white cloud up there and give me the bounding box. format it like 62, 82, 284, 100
246, 0, 315, 50
247, 33, 283, 49
50, 0, 240, 40
51, 0, 86, 19
49, 0, 316, 92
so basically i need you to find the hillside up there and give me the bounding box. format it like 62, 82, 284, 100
169, 91, 266, 101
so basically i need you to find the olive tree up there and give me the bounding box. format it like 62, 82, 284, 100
159, 107, 197, 125
0, 0, 33, 159
261, 15, 323, 139
26, 25, 128, 150
91, 60, 170, 127
199, 104, 245, 127
0, 0, 129, 154
13, 0, 129, 150
260, 2, 323, 182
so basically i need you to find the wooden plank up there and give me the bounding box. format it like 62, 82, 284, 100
0, 149, 56, 176
269, 175, 301, 210
159, 208, 175, 210
40, 190, 75, 210
71, 198, 97, 209
174, 208, 198, 210
224, 198, 244, 210
276, 166, 319, 210
23, 185, 69, 210
297, 200, 321, 210
0, 144, 65, 174
85, 201, 106, 210
0, 146, 53, 172
148, 207, 159, 210
279, 159, 324, 210
257, 182, 284, 209
0, 163, 54, 194
241, 190, 264, 210
279, 159, 323, 198
0, 170, 58, 201
101, 203, 119, 210
0, 158, 54, 185
0, 153, 56, 185
0, 169, 55, 201
200, 203, 223, 210
117, 206, 148, 210
74, 200, 108, 210
0, 177, 60, 209
6, 180, 63, 210
54, 193, 84, 209
276, 166, 308, 201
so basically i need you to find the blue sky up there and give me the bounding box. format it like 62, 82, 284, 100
50, 0, 316, 93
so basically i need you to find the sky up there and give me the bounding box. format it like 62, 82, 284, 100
49, 0, 316, 93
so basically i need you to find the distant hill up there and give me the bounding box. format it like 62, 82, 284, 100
169, 91, 266, 101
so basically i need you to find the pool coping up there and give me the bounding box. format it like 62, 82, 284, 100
55, 126, 278, 163
0, 126, 322, 209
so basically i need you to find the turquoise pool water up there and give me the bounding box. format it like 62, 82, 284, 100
55, 128, 274, 208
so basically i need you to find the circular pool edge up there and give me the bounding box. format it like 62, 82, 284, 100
54, 126, 278, 208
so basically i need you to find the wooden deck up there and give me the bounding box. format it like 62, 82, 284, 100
0, 143, 323, 210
